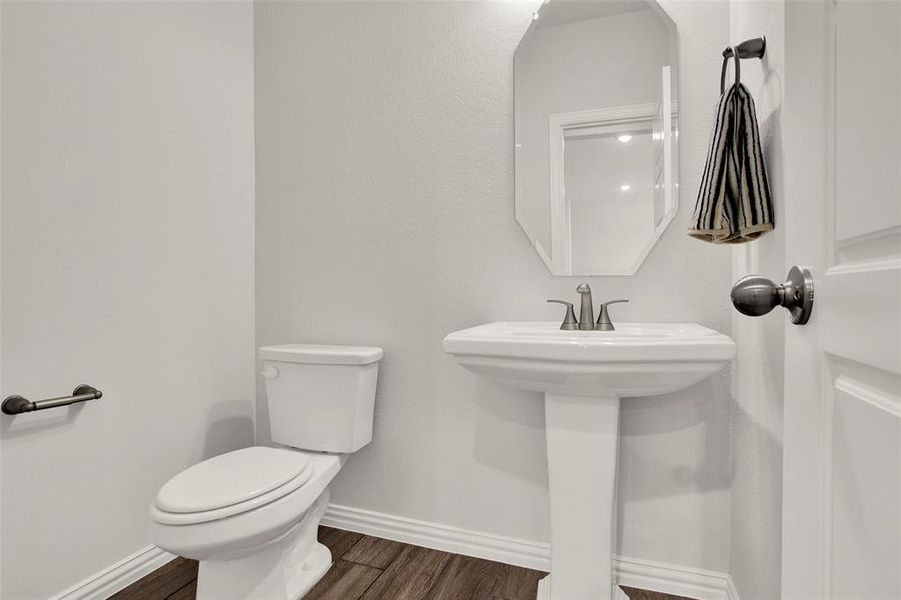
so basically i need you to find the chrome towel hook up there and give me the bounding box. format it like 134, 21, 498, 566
720, 36, 766, 93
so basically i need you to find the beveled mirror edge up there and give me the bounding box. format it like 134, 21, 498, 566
513, 0, 682, 278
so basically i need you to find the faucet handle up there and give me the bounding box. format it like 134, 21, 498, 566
595, 299, 629, 331
598, 299, 629, 308
547, 300, 579, 331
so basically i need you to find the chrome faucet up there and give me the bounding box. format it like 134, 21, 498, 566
547, 283, 629, 331
575, 283, 594, 331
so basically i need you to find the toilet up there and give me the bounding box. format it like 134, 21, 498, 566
148, 344, 383, 600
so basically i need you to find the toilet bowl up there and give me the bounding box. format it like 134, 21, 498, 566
149, 345, 382, 600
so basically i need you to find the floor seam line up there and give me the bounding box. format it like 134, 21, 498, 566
164, 576, 198, 600
355, 562, 390, 600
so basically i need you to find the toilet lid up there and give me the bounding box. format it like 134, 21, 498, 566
155, 447, 311, 514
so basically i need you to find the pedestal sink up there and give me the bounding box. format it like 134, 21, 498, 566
443, 322, 735, 600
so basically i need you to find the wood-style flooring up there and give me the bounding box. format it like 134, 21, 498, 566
110, 526, 694, 600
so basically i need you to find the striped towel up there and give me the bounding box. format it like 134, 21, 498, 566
689, 83, 773, 243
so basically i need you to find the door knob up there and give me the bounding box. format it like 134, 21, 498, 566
731, 265, 814, 325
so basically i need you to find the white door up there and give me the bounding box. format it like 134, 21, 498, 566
781, 1, 901, 598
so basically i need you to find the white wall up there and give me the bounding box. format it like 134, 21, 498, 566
728, 2, 786, 599
255, 0, 734, 572
0, 3, 255, 598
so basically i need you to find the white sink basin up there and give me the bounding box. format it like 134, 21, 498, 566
443, 321, 735, 600
443, 321, 735, 397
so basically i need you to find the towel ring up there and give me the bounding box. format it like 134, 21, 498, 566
720, 36, 766, 94
720, 45, 740, 93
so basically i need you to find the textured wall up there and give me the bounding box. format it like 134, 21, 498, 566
255, 0, 734, 571
728, 1, 786, 598
1, 3, 255, 597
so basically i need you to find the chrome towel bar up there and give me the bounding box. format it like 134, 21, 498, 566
2, 384, 103, 415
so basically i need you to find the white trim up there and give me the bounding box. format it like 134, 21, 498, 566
51, 504, 741, 600
323, 503, 739, 600
50, 545, 175, 600
616, 556, 737, 600
322, 503, 550, 571
725, 575, 742, 600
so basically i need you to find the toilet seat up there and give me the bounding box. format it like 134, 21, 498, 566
151, 447, 315, 526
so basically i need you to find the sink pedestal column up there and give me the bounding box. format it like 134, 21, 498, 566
538, 393, 622, 600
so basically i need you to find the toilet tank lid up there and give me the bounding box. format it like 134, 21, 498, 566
259, 344, 383, 365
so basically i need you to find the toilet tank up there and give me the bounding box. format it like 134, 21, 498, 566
259, 344, 383, 453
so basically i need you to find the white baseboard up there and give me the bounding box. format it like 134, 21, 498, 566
615, 555, 738, 600
52, 503, 741, 600
725, 575, 742, 600
322, 502, 551, 571
50, 545, 175, 600
323, 502, 740, 600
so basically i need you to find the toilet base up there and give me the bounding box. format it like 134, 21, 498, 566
195, 489, 332, 600
286, 543, 332, 599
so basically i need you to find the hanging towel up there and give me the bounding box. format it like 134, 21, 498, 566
689, 83, 773, 243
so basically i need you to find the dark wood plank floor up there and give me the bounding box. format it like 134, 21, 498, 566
111, 526, 692, 600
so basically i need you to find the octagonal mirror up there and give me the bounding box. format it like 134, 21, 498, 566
514, 0, 679, 276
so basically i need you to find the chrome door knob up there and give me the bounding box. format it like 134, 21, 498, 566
731, 276, 782, 316
731, 265, 814, 325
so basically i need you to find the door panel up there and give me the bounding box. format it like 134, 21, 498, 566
783, 1, 901, 598
833, 1, 901, 243
828, 360, 901, 598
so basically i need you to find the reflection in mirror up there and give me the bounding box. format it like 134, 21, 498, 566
514, 0, 679, 276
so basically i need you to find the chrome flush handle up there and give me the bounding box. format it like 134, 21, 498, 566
547, 300, 578, 330
596, 299, 629, 331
